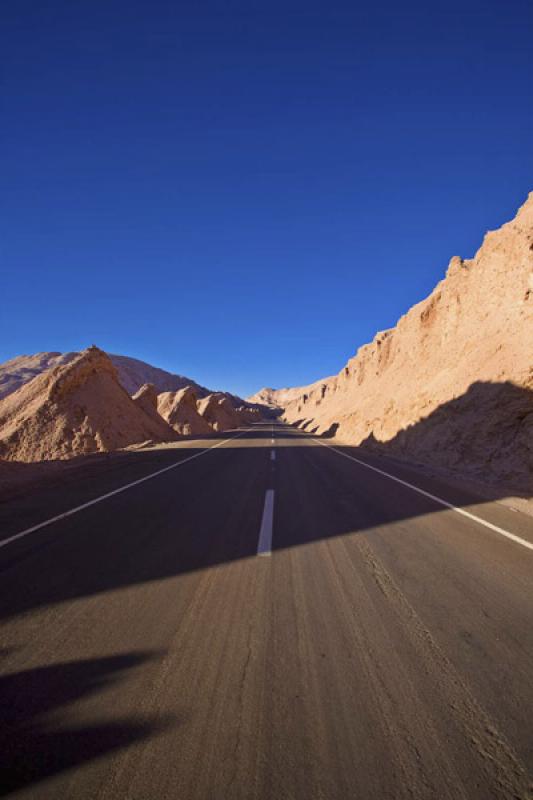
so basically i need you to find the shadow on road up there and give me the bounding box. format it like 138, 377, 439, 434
0, 381, 531, 793
0, 384, 530, 623
0, 651, 172, 796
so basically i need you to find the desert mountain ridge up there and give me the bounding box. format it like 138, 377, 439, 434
249, 192, 533, 492
0, 347, 270, 462
0, 347, 178, 461
0, 351, 215, 402
0, 192, 531, 488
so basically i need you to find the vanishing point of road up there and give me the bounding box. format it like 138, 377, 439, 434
1, 423, 532, 799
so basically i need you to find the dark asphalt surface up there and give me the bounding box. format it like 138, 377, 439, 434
1, 423, 532, 799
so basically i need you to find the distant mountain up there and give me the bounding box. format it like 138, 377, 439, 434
107, 354, 210, 397
0, 351, 211, 401
0, 351, 78, 400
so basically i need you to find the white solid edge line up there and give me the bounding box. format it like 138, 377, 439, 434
257, 489, 275, 556
0, 430, 249, 551
313, 438, 533, 553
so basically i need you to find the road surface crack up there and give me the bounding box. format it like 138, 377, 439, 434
227, 615, 255, 794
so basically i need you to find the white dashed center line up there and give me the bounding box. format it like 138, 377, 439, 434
257, 489, 275, 556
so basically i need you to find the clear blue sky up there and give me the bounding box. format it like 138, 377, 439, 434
1, 1, 532, 397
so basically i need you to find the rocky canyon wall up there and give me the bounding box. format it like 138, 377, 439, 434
253, 194, 533, 492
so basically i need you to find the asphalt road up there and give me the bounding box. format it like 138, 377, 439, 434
1, 423, 533, 799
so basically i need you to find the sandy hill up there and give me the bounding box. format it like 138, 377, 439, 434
256, 193, 533, 491
158, 387, 213, 436
0, 347, 177, 462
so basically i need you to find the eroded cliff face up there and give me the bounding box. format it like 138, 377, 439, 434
262, 194, 533, 491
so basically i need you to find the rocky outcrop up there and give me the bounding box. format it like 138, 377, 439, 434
248, 383, 330, 409
0, 347, 177, 462
197, 393, 249, 432
259, 193, 533, 491
159, 387, 268, 434
157, 387, 213, 436
0, 350, 270, 455
131, 383, 169, 427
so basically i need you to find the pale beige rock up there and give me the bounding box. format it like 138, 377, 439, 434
131, 383, 173, 431
157, 387, 213, 436
197, 393, 249, 432
255, 194, 533, 492
132, 383, 160, 415
0, 347, 177, 462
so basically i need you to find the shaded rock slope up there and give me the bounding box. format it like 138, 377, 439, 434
252, 193, 533, 491
0, 348, 177, 462
364, 381, 533, 493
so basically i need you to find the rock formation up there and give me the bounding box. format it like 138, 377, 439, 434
131, 383, 169, 426
253, 193, 533, 491
0, 348, 269, 459
157, 387, 213, 436
197, 393, 249, 432
0, 347, 177, 462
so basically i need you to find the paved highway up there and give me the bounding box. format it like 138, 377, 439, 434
1, 423, 532, 799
